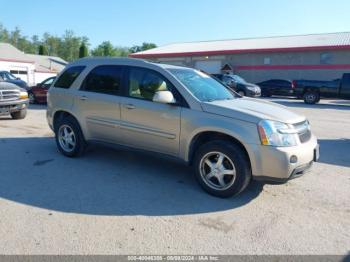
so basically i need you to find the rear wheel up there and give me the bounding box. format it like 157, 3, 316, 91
55, 116, 86, 157
303, 91, 320, 104
10, 109, 27, 119
193, 140, 251, 198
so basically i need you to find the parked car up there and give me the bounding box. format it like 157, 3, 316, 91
47, 58, 319, 198
0, 82, 29, 119
293, 74, 350, 104
0, 71, 28, 89
257, 79, 298, 98
214, 74, 261, 97
28, 76, 56, 104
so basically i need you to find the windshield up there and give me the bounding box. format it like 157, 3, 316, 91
168, 68, 235, 102
5, 72, 17, 80
231, 75, 247, 84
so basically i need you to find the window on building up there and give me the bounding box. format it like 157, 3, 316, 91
55, 66, 85, 89
320, 53, 332, 64
82, 65, 123, 95
263, 57, 271, 65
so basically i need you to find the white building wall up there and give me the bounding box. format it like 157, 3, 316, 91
34, 72, 57, 84
0, 60, 35, 85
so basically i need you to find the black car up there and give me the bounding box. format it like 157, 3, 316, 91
0, 71, 28, 89
294, 74, 350, 104
214, 74, 261, 97
257, 79, 297, 97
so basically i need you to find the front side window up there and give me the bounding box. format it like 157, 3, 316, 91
55, 66, 85, 89
81, 65, 123, 95
169, 68, 235, 102
128, 67, 171, 101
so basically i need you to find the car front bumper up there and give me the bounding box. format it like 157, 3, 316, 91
0, 99, 29, 115
249, 135, 319, 182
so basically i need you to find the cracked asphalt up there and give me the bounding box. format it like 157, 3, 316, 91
0, 98, 349, 255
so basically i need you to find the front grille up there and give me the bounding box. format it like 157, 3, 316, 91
0, 90, 20, 101
293, 121, 311, 143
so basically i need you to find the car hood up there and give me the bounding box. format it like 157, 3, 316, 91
0, 82, 21, 91
201, 97, 305, 124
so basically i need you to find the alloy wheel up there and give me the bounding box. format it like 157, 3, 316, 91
58, 125, 76, 153
199, 151, 236, 191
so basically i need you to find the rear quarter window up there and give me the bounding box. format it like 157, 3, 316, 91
54, 66, 85, 89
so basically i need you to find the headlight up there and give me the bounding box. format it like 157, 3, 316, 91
258, 120, 298, 147
19, 91, 28, 99
247, 86, 256, 91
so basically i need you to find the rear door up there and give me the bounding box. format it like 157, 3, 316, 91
74, 65, 124, 143
119, 67, 182, 156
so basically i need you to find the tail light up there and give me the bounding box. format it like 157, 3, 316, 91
292, 80, 297, 88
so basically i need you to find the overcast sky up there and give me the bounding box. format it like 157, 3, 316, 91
1, 0, 350, 48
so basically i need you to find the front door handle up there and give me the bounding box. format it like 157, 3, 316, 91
79, 96, 88, 101
124, 104, 136, 110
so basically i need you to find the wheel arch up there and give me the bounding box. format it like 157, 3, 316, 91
187, 131, 252, 170
53, 110, 82, 133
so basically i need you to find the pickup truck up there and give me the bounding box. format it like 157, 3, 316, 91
294, 73, 350, 104
0, 82, 29, 119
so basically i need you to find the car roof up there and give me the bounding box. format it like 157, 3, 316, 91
68, 57, 189, 71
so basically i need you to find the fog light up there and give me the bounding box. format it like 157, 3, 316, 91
290, 155, 298, 163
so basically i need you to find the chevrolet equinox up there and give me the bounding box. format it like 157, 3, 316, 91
47, 58, 319, 198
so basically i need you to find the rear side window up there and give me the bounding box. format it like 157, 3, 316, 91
81, 65, 123, 95
55, 66, 85, 89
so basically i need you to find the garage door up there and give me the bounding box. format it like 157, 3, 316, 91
195, 61, 221, 74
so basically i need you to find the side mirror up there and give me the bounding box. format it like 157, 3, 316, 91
153, 90, 176, 104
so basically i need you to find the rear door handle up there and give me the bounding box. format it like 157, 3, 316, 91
124, 104, 136, 109
79, 96, 88, 101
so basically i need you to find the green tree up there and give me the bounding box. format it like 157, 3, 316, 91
91, 41, 129, 57
129, 42, 157, 53
38, 45, 48, 55
79, 42, 88, 58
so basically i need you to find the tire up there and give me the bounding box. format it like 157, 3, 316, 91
28, 92, 36, 104
193, 140, 251, 198
54, 115, 86, 157
10, 109, 27, 119
261, 90, 271, 97
238, 90, 246, 97
303, 91, 320, 104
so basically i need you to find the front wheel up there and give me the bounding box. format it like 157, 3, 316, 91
10, 109, 27, 119
238, 90, 246, 97
193, 140, 251, 198
303, 91, 320, 104
55, 116, 86, 157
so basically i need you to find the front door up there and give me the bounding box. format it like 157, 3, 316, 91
119, 67, 181, 156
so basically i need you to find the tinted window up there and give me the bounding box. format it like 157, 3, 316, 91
82, 66, 123, 95
55, 66, 85, 89
128, 67, 171, 101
